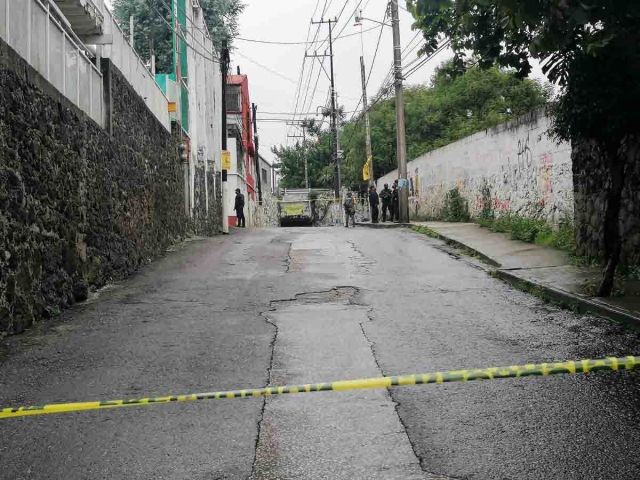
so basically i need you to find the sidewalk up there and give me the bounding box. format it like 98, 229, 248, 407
413, 222, 640, 327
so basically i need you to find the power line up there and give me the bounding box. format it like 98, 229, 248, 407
260, 110, 357, 115
234, 51, 299, 84
153, 0, 226, 65
147, 1, 220, 64
403, 40, 451, 79
295, 57, 319, 126
401, 31, 421, 57
322, 0, 334, 17
315, 0, 352, 52
234, 25, 381, 46
304, 61, 324, 114
334, 0, 365, 40
344, 9, 389, 128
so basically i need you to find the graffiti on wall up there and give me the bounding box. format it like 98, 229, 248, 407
377, 112, 574, 223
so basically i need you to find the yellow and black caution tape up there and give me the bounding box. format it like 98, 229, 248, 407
1, 356, 637, 420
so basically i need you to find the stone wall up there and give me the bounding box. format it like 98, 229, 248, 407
251, 191, 280, 228
573, 137, 640, 265
376, 111, 574, 224
194, 163, 222, 236
0, 38, 193, 334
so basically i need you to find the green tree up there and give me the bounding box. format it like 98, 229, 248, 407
407, 0, 640, 296
112, 0, 245, 73
272, 121, 334, 190
340, 64, 549, 187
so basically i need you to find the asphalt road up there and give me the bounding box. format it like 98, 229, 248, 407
1, 227, 639, 479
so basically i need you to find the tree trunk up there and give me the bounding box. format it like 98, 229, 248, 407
597, 147, 626, 297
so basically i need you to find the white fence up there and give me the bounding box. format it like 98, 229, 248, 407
101, 6, 170, 132
0, 0, 104, 126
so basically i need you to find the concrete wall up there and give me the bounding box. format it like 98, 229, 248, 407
187, 1, 222, 221
376, 111, 574, 223
251, 191, 280, 228
0, 38, 210, 335
101, 4, 170, 130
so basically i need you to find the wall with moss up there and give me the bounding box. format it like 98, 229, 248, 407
0, 39, 194, 334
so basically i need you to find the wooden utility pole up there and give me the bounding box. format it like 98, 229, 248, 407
390, 0, 409, 223
360, 56, 374, 187
287, 121, 309, 189
310, 17, 341, 198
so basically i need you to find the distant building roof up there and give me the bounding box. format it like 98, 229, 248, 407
228, 74, 248, 85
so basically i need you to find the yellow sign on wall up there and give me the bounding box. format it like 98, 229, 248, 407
284, 204, 305, 216
363, 156, 372, 181
222, 150, 231, 170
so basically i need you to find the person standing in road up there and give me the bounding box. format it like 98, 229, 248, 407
391, 180, 399, 222
344, 192, 356, 228
234, 188, 246, 228
379, 183, 392, 222
368, 185, 380, 224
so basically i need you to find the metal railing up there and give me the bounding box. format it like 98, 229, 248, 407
101, 6, 170, 132
1, 0, 104, 126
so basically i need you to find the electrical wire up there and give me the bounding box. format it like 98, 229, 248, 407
403, 40, 450, 79
315, 0, 353, 52
234, 51, 300, 84
260, 110, 357, 115
333, 0, 365, 40
153, 0, 220, 60
147, 1, 220, 64
401, 31, 421, 57
234, 25, 381, 46
295, 57, 319, 126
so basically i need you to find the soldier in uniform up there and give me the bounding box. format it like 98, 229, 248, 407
344, 192, 356, 228
379, 183, 392, 222
391, 180, 399, 222
368, 185, 380, 223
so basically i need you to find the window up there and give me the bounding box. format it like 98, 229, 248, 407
262, 168, 268, 186
226, 85, 242, 112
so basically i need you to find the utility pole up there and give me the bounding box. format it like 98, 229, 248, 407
149, 38, 156, 76
252, 103, 263, 205
221, 40, 230, 234
360, 56, 374, 187
390, 0, 409, 223
287, 122, 309, 189
303, 127, 308, 189
310, 17, 340, 198
129, 15, 134, 49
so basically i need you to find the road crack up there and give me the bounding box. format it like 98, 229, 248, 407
247, 307, 278, 480
359, 316, 458, 480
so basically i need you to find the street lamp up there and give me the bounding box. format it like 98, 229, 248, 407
354, 15, 390, 27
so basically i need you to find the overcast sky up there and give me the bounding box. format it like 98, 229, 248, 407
104, 1, 545, 164
234, 0, 453, 164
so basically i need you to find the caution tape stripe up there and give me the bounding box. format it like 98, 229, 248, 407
1, 356, 637, 419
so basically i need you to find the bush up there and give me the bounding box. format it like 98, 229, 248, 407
443, 187, 470, 222
477, 214, 576, 254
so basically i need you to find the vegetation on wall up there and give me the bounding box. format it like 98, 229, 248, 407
407, 0, 640, 296
442, 187, 470, 222
275, 64, 549, 191
112, 0, 245, 73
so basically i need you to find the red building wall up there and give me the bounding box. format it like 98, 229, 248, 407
228, 75, 256, 200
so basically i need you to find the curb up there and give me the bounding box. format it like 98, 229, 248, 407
495, 270, 640, 329
410, 224, 640, 328
355, 222, 412, 229
412, 226, 501, 268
